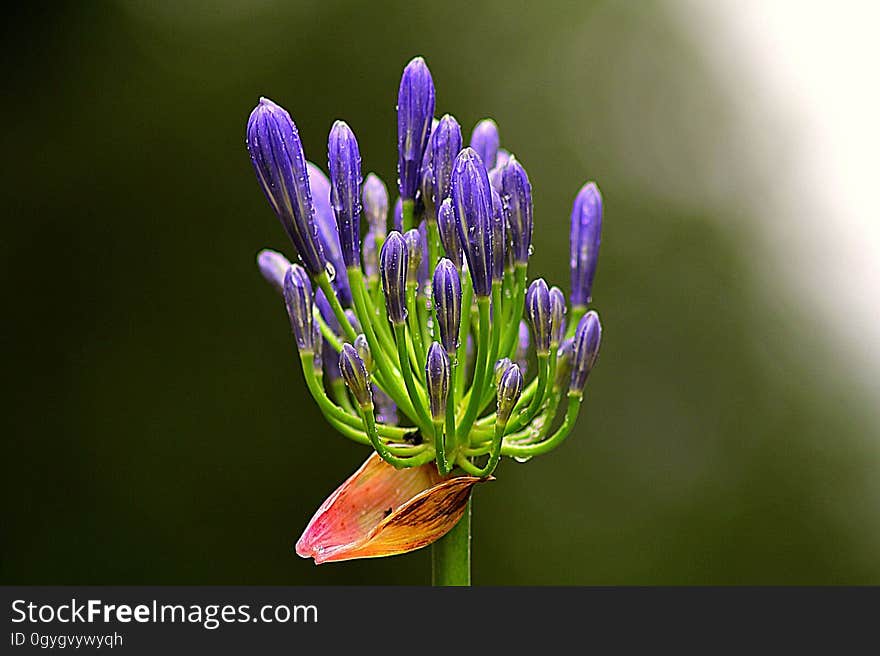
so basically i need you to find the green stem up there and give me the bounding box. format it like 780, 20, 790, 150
457, 296, 491, 443
431, 498, 471, 586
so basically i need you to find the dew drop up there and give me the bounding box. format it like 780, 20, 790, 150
325, 261, 337, 282
514, 456, 532, 464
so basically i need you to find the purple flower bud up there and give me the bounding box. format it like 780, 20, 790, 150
307, 162, 352, 306
419, 141, 435, 216
570, 182, 603, 306
432, 258, 462, 355
549, 286, 567, 347
322, 338, 340, 381
315, 287, 342, 335
526, 278, 551, 355
495, 148, 510, 169
339, 343, 372, 408
380, 231, 408, 324
501, 156, 533, 265
517, 320, 530, 374
425, 342, 450, 421
554, 337, 574, 389
345, 309, 361, 334
470, 119, 500, 170
373, 385, 398, 425
312, 323, 324, 374
490, 187, 506, 280
362, 231, 378, 278
494, 357, 513, 386
417, 220, 430, 291
393, 197, 403, 233
496, 363, 524, 426
354, 333, 372, 373
282, 265, 314, 351
403, 228, 423, 284
257, 249, 291, 293
451, 148, 493, 296
247, 98, 325, 275
362, 173, 389, 238
432, 114, 463, 207
397, 57, 435, 201
437, 198, 463, 269
328, 120, 362, 269
570, 311, 602, 394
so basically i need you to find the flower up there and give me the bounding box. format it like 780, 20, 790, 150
570, 182, 603, 307
501, 157, 533, 266
451, 148, 493, 297
469, 118, 500, 170
296, 453, 486, 564
328, 120, 362, 269
379, 231, 408, 324
397, 57, 435, 202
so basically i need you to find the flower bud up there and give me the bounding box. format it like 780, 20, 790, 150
549, 286, 567, 347
496, 363, 524, 426
526, 278, 552, 355
315, 287, 342, 335
308, 162, 352, 306
516, 320, 530, 375
432, 258, 462, 355
354, 333, 372, 373
570, 311, 602, 394
362, 232, 378, 278
247, 98, 326, 275
328, 120, 362, 269
570, 182, 603, 306
469, 119, 500, 170
437, 198, 463, 269
501, 156, 533, 265
393, 197, 403, 233
322, 338, 340, 381
432, 114, 463, 207
373, 386, 398, 425
554, 337, 574, 390
257, 249, 291, 293
380, 231, 408, 324
495, 148, 510, 170
490, 187, 506, 281
339, 343, 372, 409
403, 228, 423, 285
494, 357, 513, 386
282, 265, 315, 351
425, 342, 450, 421
451, 148, 493, 296
362, 173, 389, 238
397, 57, 435, 201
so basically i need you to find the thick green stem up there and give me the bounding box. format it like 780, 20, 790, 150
431, 498, 471, 586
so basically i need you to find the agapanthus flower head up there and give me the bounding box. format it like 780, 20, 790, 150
436, 198, 463, 269
328, 120, 362, 269
432, 114, 463, 207
470, 119, 500, 170
282, 264, 314, 352
257, 249, 291, 293
397, 57, 435, 201
496, 363, 523, 426
251, 56, 607, 571
501, 156, 533, 266
549, 286, 567, 347
403, 228, 423, 284
569, 182, 603, 306
432, 258, 462, 355
570, 311, 602, 394
247, 98, 325, 275
451, 147, 493, 296
339, 343, 372, 409
308, 162, 352, 306
425, 343, 450, 421
380, 231, 408, 324
362, 173, 389, 238
526, 278, 552, 355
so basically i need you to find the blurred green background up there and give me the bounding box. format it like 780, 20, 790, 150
3, 0, 879, 584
